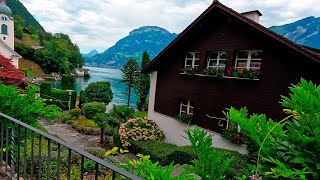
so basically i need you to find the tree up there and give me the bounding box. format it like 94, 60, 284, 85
121, 59, 139, 107
0, 55, 25, 87
61, 74, 75, 90
82, 82, 113, 104
93, 113, 119, 144
136, 51, 151, 111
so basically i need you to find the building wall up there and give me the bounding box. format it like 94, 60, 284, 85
0, 44, 18, 67
0, 14, 14, 50
148, 71, 247, 154
151, 11, 320, 132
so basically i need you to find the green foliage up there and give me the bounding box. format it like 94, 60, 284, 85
134, 111, 148, 118
185, 128, 233, 180
84, 147, 106, 159
120, 154, 193, 180
136, 51, 151, 111
41, 105, 62, 123
20, 68, 38, 78
105, 147, 129, 156
176, 114, 193, 124
82, 102, 106, 119
81, 81, 113, 104
121, 59, 139, 107
40, 82, 52, 95
113, 133, 122, 147
61, 74, 75, 90
43, 89, 77, 110
69, 108, 81, 119
110, 105, 135, 121
93, 113, 121, 128
222, 128, 247, 145
130, 141, 195, 166
15, 43, 35, 60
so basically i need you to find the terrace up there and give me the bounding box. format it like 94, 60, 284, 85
0, 112, 141, 180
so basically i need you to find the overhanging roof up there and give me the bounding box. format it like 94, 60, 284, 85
142, 1, 320, 73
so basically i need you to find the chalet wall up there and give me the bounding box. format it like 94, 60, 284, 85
152, 11, 320, 132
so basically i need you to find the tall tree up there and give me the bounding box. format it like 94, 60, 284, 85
121, 59, 139, 107
136, 51, 151, 111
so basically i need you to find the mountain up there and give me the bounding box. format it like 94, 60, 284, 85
85, 26, 177, 68
7, 0, 44, 31
82, 49, 98, 58
270, 16, 320, 49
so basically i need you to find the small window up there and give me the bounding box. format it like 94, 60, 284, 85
185, 52, 200, 68
207, 51, 227, 69
235, 50, 262, 70
180, 100, 194, 115
3, 37, 5, 40
1, 24, 7, 35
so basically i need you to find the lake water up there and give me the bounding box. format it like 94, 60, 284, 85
52, 66, 138, 109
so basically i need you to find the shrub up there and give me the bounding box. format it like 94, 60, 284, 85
81, 81, 113, 104
113, 133, 122, 147
130, 140, 195, 166
40, 82, 52, 96
84, 147, 106, 159
41, 105, 62, 123
70, 108, 81, 119
103, 136, 114, 147
110, 105, 135, 121
84, 160, 96, 173
82, 102, 106, 119
61, 113, 73, 123
222, 128, 247, 145
176, 114, 193, 124
119, 118, 164, 147
61, 74, 75, 90
93, 113, 121, 128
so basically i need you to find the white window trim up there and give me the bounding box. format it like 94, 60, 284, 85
235, 50, 262, 70
207, 51, 227, 69
185, 52, 200, 68
180, 100, 194, 115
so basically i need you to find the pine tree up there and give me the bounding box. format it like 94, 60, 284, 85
121, 59, 139, 107
136, 51, 151, 111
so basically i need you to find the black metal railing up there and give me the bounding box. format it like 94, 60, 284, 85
0, 113, 141, 180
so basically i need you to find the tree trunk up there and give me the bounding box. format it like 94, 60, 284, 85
127, 86, 131, 107
100, 128, 105, 144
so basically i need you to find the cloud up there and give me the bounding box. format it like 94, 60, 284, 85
19, 0, 320, 53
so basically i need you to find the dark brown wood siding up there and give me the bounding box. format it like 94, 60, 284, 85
153, 11, 320, 132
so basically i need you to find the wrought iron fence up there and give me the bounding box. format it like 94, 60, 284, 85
0, 112, 141, 180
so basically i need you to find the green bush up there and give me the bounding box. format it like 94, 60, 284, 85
103, 136, 114, 147
81, 81, 113, 104
130, 141, 195, 166
82, 102, 106, 119
49, 89, 77, 110
110, 105, 135, 121
61, 74, 75, 90
176, 114, 193, 124
84, 160, 96, 173
113, 133, 122, 147
84, 147, 106, 159
40, 82, 52, 96
61, 113, 73, 123
70, 108, 81, 119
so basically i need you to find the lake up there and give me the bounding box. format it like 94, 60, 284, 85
52, 66, 138, 109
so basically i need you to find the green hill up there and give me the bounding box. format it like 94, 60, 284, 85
7, 0, 44, 32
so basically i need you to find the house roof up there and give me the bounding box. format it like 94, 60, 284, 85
0, 40, 22, 58
142, 1, 320, 73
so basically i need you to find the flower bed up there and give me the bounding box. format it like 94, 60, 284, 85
118, 118, 164, 147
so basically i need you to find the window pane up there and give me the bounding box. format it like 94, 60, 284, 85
251, 51, 262, 59
186, 52, 193, 58
209, 60, 217, 67
194, 60, 200, 66
186, 60, 192, 66
189, 107, 194, 115
237, 51, 249, 59
181, 105, 187, 113
195, 52, 200, 59
219, 52, 227, 59
250, 61, 261, 68
219, 60, 226, 66
181, 100, 188, 105
210, 52, 218, 59
237, 61, 247, 67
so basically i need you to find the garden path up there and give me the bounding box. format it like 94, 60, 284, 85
38, 118, 100, 149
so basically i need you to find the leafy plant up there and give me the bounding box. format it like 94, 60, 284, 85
41, 105, 62, 123
69, 108, 81, 119
110, 104, 135, 121
105, 147, 129, 156
176, 114, 193, 124
82, 102, 106, 119
185, 127, 233, 180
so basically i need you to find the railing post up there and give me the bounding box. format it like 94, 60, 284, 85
10, 121, 15, 178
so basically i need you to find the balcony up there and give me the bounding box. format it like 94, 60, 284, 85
0, 113, 141, 180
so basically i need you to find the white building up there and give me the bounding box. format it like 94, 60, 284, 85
0, 0, 21, 68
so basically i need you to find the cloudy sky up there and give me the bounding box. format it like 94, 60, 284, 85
20, 0, 319, 53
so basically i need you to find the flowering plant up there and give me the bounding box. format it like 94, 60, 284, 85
202, 67, 225, 79
180, 66, 199, 75
118, 118, 165, 147
227, 67, 260, 79
222, 128, 247, 144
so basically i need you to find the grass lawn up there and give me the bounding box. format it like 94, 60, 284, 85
134, 111, 148, 118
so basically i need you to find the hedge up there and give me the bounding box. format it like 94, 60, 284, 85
129, 141, 195, 166
82, 102, 106, 119
40, 82, 76, 110
61, 74, 75, 90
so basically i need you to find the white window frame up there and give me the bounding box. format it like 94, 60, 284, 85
180, 100, 194, 115
185, 52, 200, 68
207, 51, 227, 69
235, 50, 262, 70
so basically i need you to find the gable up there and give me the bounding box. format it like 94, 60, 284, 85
143, 1, 320, 73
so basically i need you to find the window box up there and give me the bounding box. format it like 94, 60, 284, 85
180, 67, 200, 75
226, 67, 260, 80
202, 67, 225, 79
